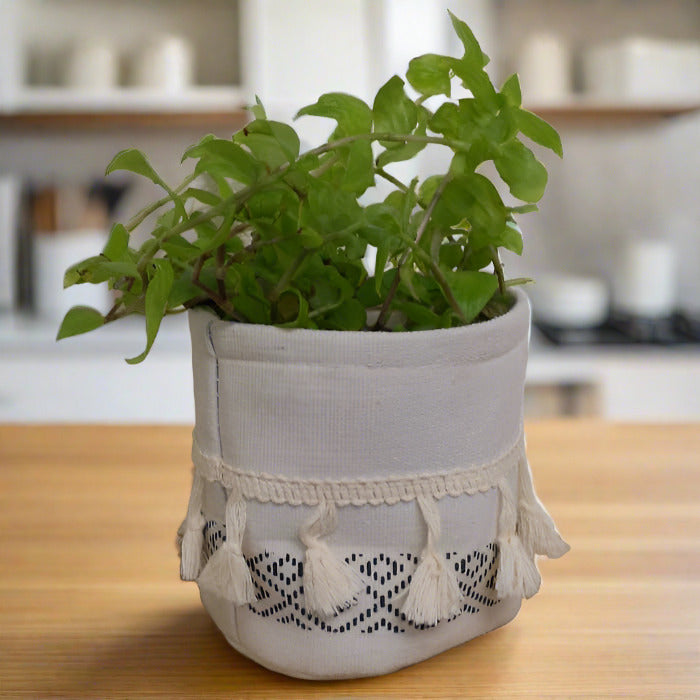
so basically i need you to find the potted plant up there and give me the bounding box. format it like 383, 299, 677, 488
58, 11, 568, 680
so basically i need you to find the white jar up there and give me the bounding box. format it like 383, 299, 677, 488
63, 39, 119, 91
33, 229, 110, 321
518, 33, 571, 104
614, 239, 677, 318
131, 35, 194, 92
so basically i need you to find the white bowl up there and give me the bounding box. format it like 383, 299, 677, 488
528, 274, 609, 328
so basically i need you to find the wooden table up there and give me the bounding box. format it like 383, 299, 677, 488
1, 422, 698, 698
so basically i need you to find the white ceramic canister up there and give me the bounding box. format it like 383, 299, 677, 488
131, 35, 194, 92
614, 239, 677, 318
518, 33, 572, 104
33, 229, 110, 321
63, 39, 119, 91
528, 274, 610, 329
176, 289, 569, 679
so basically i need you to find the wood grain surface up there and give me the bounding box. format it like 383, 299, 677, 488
1, 422, 698, 698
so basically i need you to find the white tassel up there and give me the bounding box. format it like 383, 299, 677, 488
178, 470, 206, 581
517, 454, 570, 559
496, 477, 542, 600
197, 486, 256, 605
401, 494, 462, 627
300, 499, 363, 617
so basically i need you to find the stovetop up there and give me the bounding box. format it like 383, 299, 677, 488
534, 313, 700, 347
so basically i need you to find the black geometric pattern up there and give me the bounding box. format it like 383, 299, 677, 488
203, 519, 500, 633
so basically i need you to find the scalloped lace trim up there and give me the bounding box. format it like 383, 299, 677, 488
191, 434, 524, 507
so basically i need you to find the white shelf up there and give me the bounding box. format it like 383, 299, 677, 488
11, 85, 246, 113
526, 97, 700, 122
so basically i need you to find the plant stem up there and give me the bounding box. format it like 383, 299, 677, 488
373, 173, 453, 329
489, 245, 506, 296
216, 245, 227, 300
126, 172, 197, 232
396, 232, 467, 325
137, 131, 461, 272
310, 153, 340, 178
270, 250, 309, 301
132, 130, 469, 315
191, 254, 240, 320
375, 167, 409, 193
307, 132, 465, 160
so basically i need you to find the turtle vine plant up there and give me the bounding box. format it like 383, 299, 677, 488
57, 11, 562, 363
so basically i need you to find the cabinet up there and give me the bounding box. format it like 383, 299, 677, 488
0, 0, 244, 118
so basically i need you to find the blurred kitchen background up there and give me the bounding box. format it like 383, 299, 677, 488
0, 0, 699, 423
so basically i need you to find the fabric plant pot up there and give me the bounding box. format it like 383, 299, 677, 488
176, 288, 569, 680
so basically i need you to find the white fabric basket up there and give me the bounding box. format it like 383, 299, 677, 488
177, 289, 568, 680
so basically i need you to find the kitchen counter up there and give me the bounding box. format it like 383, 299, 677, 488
1, 421, 698, 698
2, 315, 700, 421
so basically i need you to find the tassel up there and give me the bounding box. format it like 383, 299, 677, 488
299, 498, 363, 617
401, 494, 461, 627
517, 455, 570, 559
197, 486, 256, 605
496, 477, 541, 600
178, 470, 206, 581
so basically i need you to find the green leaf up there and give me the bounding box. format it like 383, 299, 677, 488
508, 203, 539, 214
126, 260, 174, 364
406, 54, 452, 97
497, 221, 524, 255
448, 10, 490, 67
447, 11, 497, 110
296, 93, 372, 136
428, 102, 462, 141
373, 76, 418, 138
182, 134, 216, 162
376, 105, 428, 168
161, 235, 203, 262
394, 300, 441, 329
168, 271, 203, 308
183, 187, 222, 207
450, 57, 498, 111
374, 246, 389, 294
361, 203, 401, 249
186, 138, 260, 185
63, 256, 103, 288
462, 245, 492, 271
515, 109, 563, 157
442, 270, 498, 323
500, 74, 522, 107
494, 141, 548, 203
439, 243, 463, 269
105, 148, 167, 189
432, 173, 506, 246
56, 306, 104, 340
249, 95, 267, 120
273, 288, 309, 327
324, 298, 366, 331
234, 119, 301, 169
340, 140, 374, 194
102, 223, 129, 262
299, 227, 324, 249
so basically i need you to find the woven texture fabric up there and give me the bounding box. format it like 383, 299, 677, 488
189, 288, 530, 480
180, 290, 568, 679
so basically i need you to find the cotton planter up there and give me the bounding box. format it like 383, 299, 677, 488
177, 288, 569, 680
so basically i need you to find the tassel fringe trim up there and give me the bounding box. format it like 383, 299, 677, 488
178, 470, 206, 581
197, 487, 256, 605
400, 494, 462, 626
299, 499, 364, 617
177, 433, 569, 618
